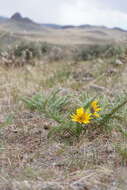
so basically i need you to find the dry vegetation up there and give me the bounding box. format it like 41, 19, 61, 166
0, 40, 127, 190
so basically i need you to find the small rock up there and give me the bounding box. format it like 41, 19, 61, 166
106, 144, 114, 153
107, 68, 117, 75
70, 180, 89, 190
70, 179, 102, 190
115, 59, 124, 65
73, 72, 94, 81
59, 88, 71, 96
98, 58, 104, 64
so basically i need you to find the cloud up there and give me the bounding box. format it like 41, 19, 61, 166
60, 0, 127, 28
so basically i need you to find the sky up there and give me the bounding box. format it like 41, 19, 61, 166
1, 0, 127, 29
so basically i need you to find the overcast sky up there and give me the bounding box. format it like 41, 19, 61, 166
1, 0, 127, 29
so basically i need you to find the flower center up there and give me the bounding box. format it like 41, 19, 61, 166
79, 115, 86, 121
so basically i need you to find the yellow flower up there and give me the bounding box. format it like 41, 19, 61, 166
93, 112, 100, 118
91, 100, 101, 118
71, 107, 92, 124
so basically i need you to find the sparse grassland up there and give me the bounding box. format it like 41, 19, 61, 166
0, 43, 127, 190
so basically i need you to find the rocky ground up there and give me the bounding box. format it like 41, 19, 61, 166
0, 57, 127, 190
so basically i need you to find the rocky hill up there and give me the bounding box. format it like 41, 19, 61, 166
11, 12, 34, 24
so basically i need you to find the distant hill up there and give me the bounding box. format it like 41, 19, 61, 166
41, 23, 62, 29
0, 16, 8, 23
62, 25, 76, 29
0, 12, 47, 32
41, 24, 76, 29
0, 12, 126, 32
78, 24, 93, 29
11, 12, 34, 24
0, 12, 127, 48
112, 27, 127, 32
40, 24, 96, 30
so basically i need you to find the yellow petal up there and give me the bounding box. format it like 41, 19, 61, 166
96, 107, 101, 112
76, 107, 84, 115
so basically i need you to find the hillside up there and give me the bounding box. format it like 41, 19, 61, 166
0, 13, 127, 48
0, 13, 46, 32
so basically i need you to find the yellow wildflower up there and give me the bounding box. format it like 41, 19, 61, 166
71, 107, 92, 124
91, 100, 101, 118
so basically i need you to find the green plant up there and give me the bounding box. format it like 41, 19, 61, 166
75, 44, 125, 61
22, 89, 70, 123
22, 89, 127, 141
13, 41, 41, 59
49, 93, 127, 140
41, 42, 51, 54
44, 70, 71, 88
116, 144, 127, 166
0, 114, 13, 150
0, 114, 13, 129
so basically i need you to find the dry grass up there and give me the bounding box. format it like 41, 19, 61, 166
0, 56, 127, 189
